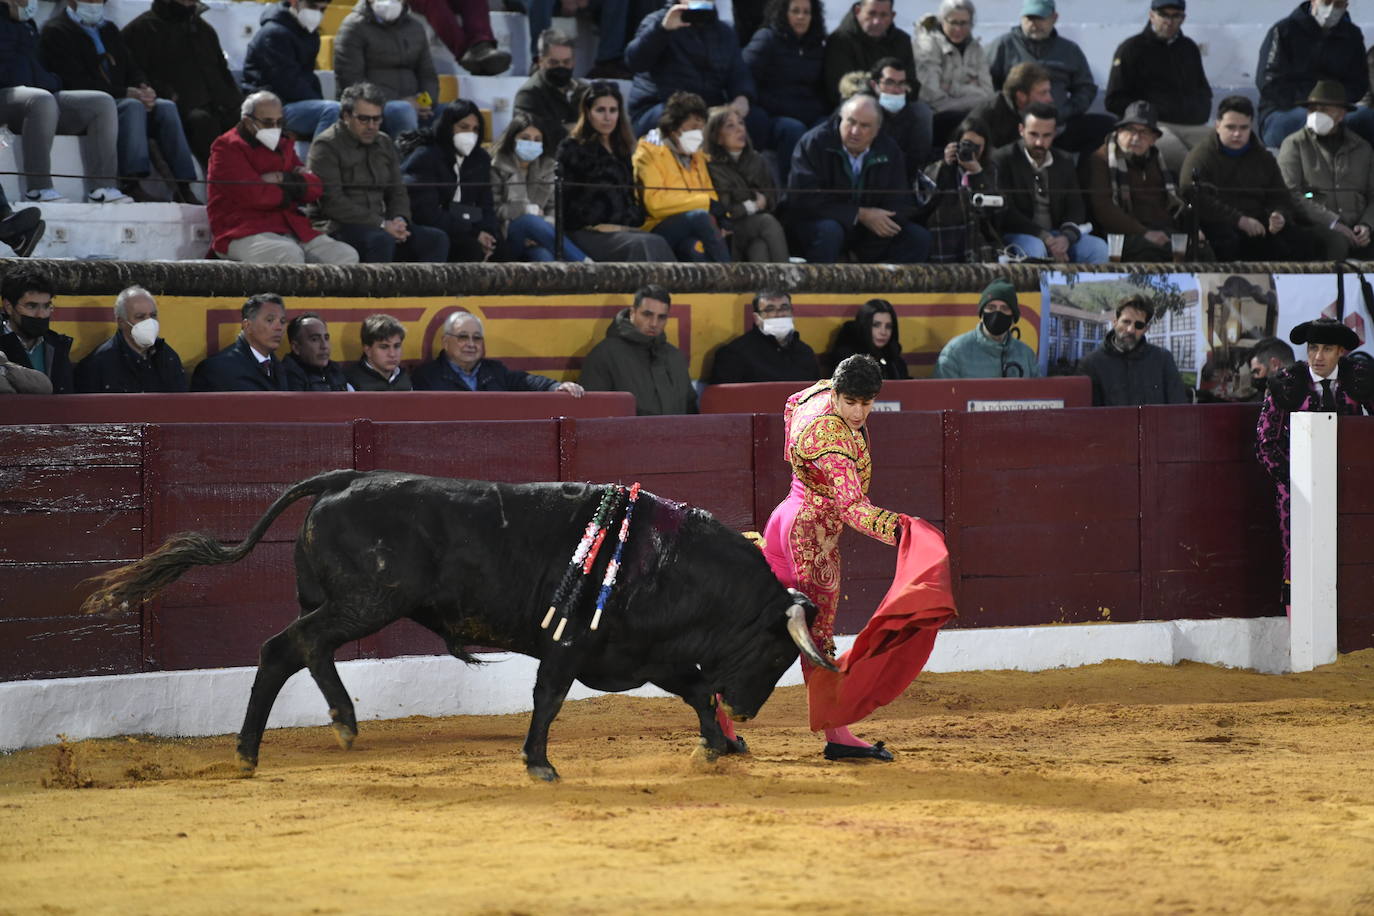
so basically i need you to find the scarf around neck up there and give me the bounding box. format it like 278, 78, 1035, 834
1107, 139, 1183, 217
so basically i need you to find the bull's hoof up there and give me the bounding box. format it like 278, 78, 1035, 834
331, 721, 357, 751
692, 739, 721, 764
235, 753, 258, 777
722, 735, 749, 756
527, 765, 560, 783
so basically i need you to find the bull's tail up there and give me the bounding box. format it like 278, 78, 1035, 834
80, 469, 367, 617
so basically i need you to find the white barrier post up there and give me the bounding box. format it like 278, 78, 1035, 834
1289, 411, 1339, 672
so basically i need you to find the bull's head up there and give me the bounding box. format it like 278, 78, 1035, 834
784, 588, 838, 673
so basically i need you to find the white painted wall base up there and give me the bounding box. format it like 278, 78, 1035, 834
0, 616, 1293, 753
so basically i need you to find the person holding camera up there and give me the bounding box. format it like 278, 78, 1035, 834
920, 115, 1001, 262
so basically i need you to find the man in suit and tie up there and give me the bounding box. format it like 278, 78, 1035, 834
191, 293, 291, 391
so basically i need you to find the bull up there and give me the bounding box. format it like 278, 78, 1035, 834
82, 469, 833, 781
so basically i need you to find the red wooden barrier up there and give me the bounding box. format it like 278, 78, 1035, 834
1338, 420, 1374, 652
700, 377, 1092, 414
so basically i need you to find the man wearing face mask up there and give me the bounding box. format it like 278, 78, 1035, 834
207, 91, 360, 265
1257, 1, 1374, 149
514, 29, 586, 151
1247, 336, 1295, 401
333, 0, 440, 138
0, 267, 73, 394
243, 0, 349, 149
1277, 81, 1374, 261
1078, 295, 1188, 406
932, 278, 1040, 379
867, 58, 933, 183
75, 286, 188, 393
707, 291, 821, 384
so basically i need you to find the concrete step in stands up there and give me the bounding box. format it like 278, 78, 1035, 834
0, 202, 211, 262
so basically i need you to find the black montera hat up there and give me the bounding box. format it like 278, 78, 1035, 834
1289, 317, 1360, 351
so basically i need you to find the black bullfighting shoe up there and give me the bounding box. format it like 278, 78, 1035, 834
823, 741, 894, 762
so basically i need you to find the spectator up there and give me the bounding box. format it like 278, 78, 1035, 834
708, 290, 820, 383
785, 94, 931, 264
522, 0, 633, 83
1104, 0, 1212, 174
408, 0, 510, 75
1247, 335, 1295, 398
920, 113, 1000, 262
1256, 1, 1374, 149
39, 0, 200, 203
208, 91, 360, 265
190, 293, 290, 392
121, 0, 243, 169
243, 0, 348, 150
633, 91, 732, 263
990, 102, 1108, 263
581, 284, 698, 415
412, 310, 585, 394
1277, 81, 1374, 261
986, 0, 1114, 155
333, 0, 439, 137
0, 189, 44, 256
513, 29, 586, 152
866, 57, 932, 181
968, 60, 1051, 149
492, 112, 590, 262
933, 277, 1039, 378
0, 266, 72, 394
399, 99, 501, 262
822, 0, 916, 107
344, 313, 413, 391
1180, 95, 1319, 262
555, 81, 677, 261
1078, 295, 1188, 406
825, 297, 908, 377
283, 313, 350, 390
308, 82, 448, 263
705, 105, 788, 262
1082, 100, 1193, 263
913, 0, 996, 143
742, 0, 829, 178
75, 286, 187, 393
0, 0, 127, 203
0, 351, 51, 393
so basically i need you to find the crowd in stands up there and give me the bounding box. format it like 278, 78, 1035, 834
5, 0, 1374, 265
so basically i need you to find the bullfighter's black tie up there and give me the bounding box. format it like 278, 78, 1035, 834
1319, 378, 1337, 412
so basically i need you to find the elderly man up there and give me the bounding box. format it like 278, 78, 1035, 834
707, 291, 821, 384
933, 278, 1040, 379
1248, 336, 1296, 399
987, 0, 1114, 154
243, 0, 346, 147
1083, 100, 1193, 263
283, 312, 349, 390
785, 94, 931, 265
581, 284, 697, 416
1079, 295, 1188, 406
413, 311, 585, 394
1277, 81, 1374, 261
992, 102, 1107, 263
191, 293, 290, 391
513, 29, 586, 152
344, 313, 412, 391
308, 82, 448, 264
1257, 0, 1374, 148
0, 266, 72, 393
1105, 0, 1212, 174
208, 91, 359, 265
969, 60, 1052, 149
75, 286, 187, 393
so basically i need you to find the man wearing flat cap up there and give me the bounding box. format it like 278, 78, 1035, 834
1255, 316, 1372, 604
1277, 81, 1374, 260
933, 278, 1040, 379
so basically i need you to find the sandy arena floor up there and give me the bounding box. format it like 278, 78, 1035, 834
2, 652, 1372, 915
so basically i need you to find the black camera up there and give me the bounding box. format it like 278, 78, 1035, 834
956, 139, 979, 163
681, 2, 716, 23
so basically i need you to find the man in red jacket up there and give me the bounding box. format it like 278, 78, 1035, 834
206, 91, 359, 264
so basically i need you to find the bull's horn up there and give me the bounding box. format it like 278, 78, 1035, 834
786, 605, 839, 672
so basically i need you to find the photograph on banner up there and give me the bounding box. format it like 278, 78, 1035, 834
1272, 273, 1374, 361
1196, 273, 1279, 402
1039, 271, 1203, 387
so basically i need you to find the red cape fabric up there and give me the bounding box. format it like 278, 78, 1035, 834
806, 515, 957, 731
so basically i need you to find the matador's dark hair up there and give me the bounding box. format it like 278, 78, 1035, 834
832, 353, 883, 400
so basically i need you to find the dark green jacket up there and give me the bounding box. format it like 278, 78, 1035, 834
580, 308, 698, 416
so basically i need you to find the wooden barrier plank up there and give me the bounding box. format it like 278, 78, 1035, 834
0, 618, 141, 681
0, 511, 142, 564
1337, 563, 1374, 652
158, 542, 298, 611
156, 602, 360, 671
363, 618, 449, 659
958, 465, 1137, 527
1146, 404, 1263, 463
0, 561, 125, 622
957, 572, 1141, 627
369, 420, 560, 481
0, 424, 141, 467
153, 423, 354, 480
155, 484, 316, 544
956, 408, 1138, 468
1337, 514, 1374, 566
1147, 569, 1279, 620
751, 414, 788, 532
0, 467, 142, 514
959, 519, 1140, 577
1145, 462, 1282, 570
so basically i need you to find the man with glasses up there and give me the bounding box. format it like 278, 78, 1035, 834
413, 310, 585, 395
707, 290, 821, 384
1105, 1, 1212, 173
867, 58, 933, 182
1078, 295, 1188, 406
207, 91, 359, 264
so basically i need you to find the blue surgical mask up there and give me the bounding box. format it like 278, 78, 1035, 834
515, 138, 544, 162
878, 91, 905, 114
74, 1, 105, 25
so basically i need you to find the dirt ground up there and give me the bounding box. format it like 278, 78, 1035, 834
2, 653, 1373, 916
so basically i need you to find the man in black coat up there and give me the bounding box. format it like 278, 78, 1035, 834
0, 265, 72, 393
76, 286, 188, 393
513, 29, 586, 152
1078, 295, 1188, 406
283, 313, 349, 391
708, 291, 820, 384
242, 0, 342, 144
969, 60, 1052, 150
413, 311, 584, 394
191, 293, 291, 391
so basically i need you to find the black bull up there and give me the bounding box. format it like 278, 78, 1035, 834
83, 470, 834, 781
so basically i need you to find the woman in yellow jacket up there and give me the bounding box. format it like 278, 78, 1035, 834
631, 91, 733, 263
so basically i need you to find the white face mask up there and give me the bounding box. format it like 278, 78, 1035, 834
128, 317, 159, 349
1312, 2, 1340, 27
878, 91, 906, 114
371, 0, 403, 22
255, 126, 283, 150
294, 6, 324, 31
17, 0, 38, 21
676, 129, 704, 154
452, 131, 478, 157
1307, 110, 1336, 136
760, 316, 794, 342
74, 1, 105, 25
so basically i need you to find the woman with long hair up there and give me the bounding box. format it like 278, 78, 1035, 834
705, 105, 788, 262
398, 99, 501, 262
826, 298, 910, 379
741, 0, 828, 179
555, 81, 675, 262
491, 112, 588, 262
632, 91, 731, 263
